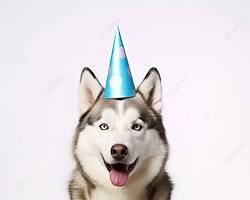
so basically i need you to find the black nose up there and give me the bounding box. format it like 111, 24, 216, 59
111, 144, 128, 160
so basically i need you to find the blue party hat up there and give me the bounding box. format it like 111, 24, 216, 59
104, 27, 136, 99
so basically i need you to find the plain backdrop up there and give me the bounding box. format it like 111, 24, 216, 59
0, 0, 250, 199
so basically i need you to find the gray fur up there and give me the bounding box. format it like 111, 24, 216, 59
69, 67, 173, 200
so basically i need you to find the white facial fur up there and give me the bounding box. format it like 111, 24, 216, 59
75, 68, 167, 190
75, 98, 167, 189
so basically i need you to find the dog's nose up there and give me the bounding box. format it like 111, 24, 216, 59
111, 144, 128, 160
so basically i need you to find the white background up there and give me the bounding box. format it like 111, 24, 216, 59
0, 0, 250, 199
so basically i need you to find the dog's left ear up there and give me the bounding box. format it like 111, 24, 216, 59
79, 68, 103, 115
137, 68, 162, 114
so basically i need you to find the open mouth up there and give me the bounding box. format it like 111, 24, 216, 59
101, 155, 138, 187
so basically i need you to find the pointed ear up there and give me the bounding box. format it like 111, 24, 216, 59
79, 68, 103, 115
137, 68, 162, 114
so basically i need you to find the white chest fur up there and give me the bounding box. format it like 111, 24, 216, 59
90, 187, 147, 200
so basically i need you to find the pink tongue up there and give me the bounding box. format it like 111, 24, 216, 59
109, 168, 129, 187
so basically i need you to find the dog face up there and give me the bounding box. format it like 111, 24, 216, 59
73, 68, 168, 189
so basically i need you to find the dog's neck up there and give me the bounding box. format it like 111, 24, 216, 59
90, 184, 147, 200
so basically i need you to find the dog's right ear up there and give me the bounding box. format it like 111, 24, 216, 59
79, 68, 103, 115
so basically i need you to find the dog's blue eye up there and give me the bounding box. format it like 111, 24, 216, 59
99, 123, 109, 130
132, 123, 142, 131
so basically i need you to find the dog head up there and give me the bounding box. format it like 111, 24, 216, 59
73, 67, 168, 189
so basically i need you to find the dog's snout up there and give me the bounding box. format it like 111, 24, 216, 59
111, 144, 128, 160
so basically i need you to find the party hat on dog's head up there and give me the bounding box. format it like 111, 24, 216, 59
104, 27, 136, 99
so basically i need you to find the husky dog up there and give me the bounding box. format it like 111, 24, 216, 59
69, 67, 173, 200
